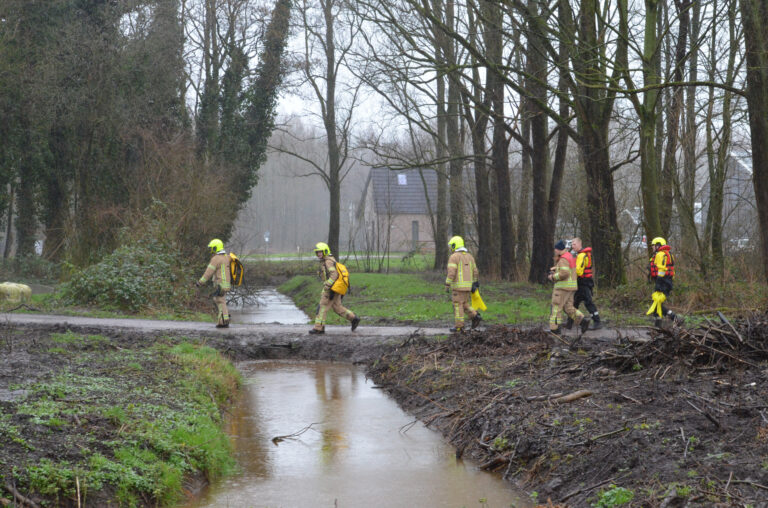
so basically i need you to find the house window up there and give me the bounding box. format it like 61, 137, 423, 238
398, 174, 407, 185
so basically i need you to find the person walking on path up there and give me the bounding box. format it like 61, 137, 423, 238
548, 240, 590, 335
646, 237, 682, 327
445, 236, 482, 333
309, 242, 360, 335
197, 238, 232, 328
566, 237, 602, 330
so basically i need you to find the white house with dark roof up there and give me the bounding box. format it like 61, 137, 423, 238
720, 151, 757, 247
353, 167, 438, 252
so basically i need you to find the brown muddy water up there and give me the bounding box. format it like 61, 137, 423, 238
185, 361, 528, 508
230, 288, 309, 325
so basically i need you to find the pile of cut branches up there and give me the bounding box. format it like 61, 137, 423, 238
597, 312, 768, 373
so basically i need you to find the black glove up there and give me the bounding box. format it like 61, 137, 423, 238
195, 281, 202, 288
471, 281, 479, 293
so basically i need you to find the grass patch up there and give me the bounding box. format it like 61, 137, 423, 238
17, 293, 215, 323
2, 334, 241, 506
279, 272, 553, 326
279, 271, 758, 327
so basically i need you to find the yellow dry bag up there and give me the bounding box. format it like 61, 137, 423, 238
229, 253, 244, 286
330, 262, 350, 295
471, 289, 487, 311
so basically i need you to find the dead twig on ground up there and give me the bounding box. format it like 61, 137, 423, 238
685, 399, 722, 429
552, 390, 593, 404
730, 479, 768, 491
5, 483, 40, 508
4, 304, 42, 313
560, 475, 629, 502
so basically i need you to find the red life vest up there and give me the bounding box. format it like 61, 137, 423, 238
561, 251, 576, 268
579, 247, 593, 279
649, 245, 675, 279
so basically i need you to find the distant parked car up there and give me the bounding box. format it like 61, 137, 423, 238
729, 238, 753, 250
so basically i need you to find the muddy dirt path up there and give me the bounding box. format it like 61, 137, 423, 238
0, 312, 650, 340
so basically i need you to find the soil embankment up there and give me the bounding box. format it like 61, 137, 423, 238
368, 319, 768, 506
3, 316, 768, 506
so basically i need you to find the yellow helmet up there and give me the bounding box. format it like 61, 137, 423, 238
448, 236, 464, 251
651, 237, 667, 247
208, 238, 224, 254
314, 242, 331, 256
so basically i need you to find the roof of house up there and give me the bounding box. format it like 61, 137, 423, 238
728, 150, 752, 176
371, 167, 437, 215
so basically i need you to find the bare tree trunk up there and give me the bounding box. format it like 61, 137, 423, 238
708, 0, 738, 278
546, 27, 569, 243
321, 0, 342, 256
526, 0, 554, 284
460, 18, 494, 273
678, 0, 700, 262
445, 0, 464, 237
16, 163, 37, 258
632, 0, 664, 243
656, 2, 670, 235
483, 0, 513, 279
3, 183, 14, 259
516, 103, 531, 273
739, 0, 768, 282
661, 0, 690, 237
433, 14, 449, 270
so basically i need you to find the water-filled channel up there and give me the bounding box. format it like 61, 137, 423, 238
229, 288, 309, 325
187, 361, 528, 508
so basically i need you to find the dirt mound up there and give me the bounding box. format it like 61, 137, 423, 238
367, 318, 768, 506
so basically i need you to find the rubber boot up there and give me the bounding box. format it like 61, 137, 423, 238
579, 318, 591, 334
591, 314, 603, 330
565, 317, 574, 330
449, 326, 464, 333
351, 316, 360, 331
309, 328, 325, 335
471, 312, 482, 330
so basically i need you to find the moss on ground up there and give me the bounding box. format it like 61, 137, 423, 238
0, 331, 241, 507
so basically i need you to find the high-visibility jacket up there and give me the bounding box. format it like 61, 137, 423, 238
319, 255, 340, 289
650, 246, 675, 279
552, 251, 577, 290
446, 250, 478, 291
199, 251, 232, 290
576, 247, 593, 279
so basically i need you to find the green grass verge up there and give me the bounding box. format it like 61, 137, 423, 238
2, 335, 241, 506
279, 272, 554, 326
278, 271, 751, 327
14, 293, 216, 323
245, 252, 436, 272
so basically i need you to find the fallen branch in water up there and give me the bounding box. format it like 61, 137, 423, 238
271, 422, 322, 445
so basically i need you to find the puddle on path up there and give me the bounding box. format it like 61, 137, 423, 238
230, 288, 308, 325
185, 361, 528, 508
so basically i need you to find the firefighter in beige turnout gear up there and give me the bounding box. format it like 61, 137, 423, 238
197, 238, 231, 328
548, 240, 590, 335
309, 242, 360, 335
445, 236, 481, 333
